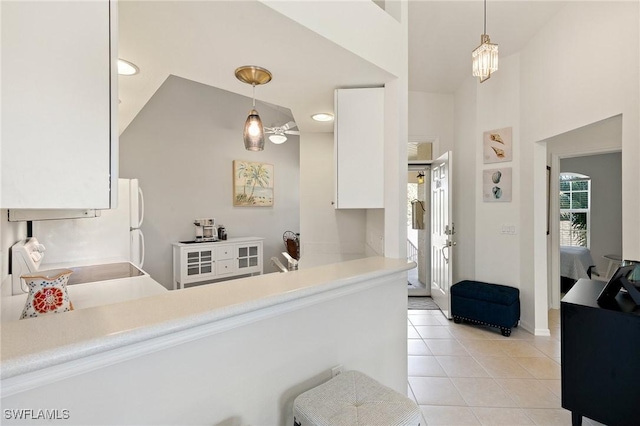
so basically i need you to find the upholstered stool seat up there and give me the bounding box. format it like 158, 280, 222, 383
451, 280, 520, 337
293, 370, 421, 426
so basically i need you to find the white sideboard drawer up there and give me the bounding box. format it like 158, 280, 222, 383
217, 259, 236, 275
217, 246, 234, 260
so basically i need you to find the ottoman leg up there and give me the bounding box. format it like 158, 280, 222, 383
453, 316, 462, 324
501, 327, 511, 337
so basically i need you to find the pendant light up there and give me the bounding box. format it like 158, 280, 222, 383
472, 0, 498, 82
235, 66, 272, 151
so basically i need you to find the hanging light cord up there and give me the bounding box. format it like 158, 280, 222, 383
483, 0, 487, 35
252, 83, 256, 108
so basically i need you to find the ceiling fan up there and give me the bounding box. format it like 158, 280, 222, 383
264, 121, 299, 144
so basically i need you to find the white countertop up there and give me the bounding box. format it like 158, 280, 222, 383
1, 257, 413, 379
171, 236, 264, 247
1, 275, 168, 323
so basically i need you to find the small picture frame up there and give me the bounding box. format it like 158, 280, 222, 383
597, 264, 640, 306
483, 127, 513, 164
483, 167, 512, 202
233, 160, 274, 207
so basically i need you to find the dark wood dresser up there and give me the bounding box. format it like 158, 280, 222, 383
561, 278, 640, 426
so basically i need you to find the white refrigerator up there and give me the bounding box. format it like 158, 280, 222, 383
32, 179, 145, 268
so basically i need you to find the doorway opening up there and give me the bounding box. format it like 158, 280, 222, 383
556, 151, 622, 300
408, 165, 430, 296
542, 115, 623, 311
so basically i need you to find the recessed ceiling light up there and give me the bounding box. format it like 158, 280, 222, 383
118, 59, 139, 76
311, 113, 334, 122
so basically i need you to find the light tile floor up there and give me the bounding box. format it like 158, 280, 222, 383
406, 309, 604, 426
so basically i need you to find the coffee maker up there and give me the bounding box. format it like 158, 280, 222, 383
194, 218, 217, 242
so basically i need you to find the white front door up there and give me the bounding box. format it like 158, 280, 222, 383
431, 151, 454, 318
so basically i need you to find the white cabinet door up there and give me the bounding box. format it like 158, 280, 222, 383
1, 1, 117, 209
183, 247, 216, 283
334, 88, 384, 209
236, 243, 262, 274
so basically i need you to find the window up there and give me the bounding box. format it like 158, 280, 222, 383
559, 172, 591, 247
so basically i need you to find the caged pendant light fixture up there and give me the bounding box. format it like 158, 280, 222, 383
472, 0, 499, 82
235, 66, 273, 151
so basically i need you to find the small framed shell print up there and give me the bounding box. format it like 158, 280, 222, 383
483, 127, 513, 164
483, 167, 512, 202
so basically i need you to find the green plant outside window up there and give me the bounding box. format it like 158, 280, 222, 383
559, 173, 590, 247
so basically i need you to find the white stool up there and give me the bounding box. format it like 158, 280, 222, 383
293, 370, 422, 426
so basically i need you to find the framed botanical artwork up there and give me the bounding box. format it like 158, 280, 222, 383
483, 167, 512, 202
483, 127, 513, 164
233, 160, 274, 207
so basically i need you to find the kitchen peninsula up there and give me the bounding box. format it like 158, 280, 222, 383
1, 257, 413, 425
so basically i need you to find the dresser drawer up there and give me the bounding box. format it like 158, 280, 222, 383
216, 246, 234, 260
217, 259, 235, 275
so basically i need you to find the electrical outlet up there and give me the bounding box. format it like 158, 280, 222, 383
331, 365, 344, 378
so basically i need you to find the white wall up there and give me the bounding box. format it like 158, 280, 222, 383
261, 0, 405, 79
522, 2, 639, 332
383, 75, 409, 260
452, 77, 477, 283
299, 132, 367, 267
119, 76, 300, 287
451, 1, 639, 334
474, 54, 524, 314
408, 91, 454, 157
560, 152, 623, 274
1, 271, 408, 426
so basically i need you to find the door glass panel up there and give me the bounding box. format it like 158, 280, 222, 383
239, 258, 248, 268
187, 267, 199, 275
201, 265, 212, 274
187, 252, 199, 259
249, 257, 258, 267
249, 246, 258, 256
239, 247, 247, 257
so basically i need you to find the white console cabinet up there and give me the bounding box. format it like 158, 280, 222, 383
1, 0, 118, 209
172, 238, 263, 290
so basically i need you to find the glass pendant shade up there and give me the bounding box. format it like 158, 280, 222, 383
269, 134, 287, 144
472, 34, 499, 82
243, 109, 265, 151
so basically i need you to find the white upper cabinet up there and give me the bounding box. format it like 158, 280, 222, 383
1, 1, 118, 209
334, 87, 384, 209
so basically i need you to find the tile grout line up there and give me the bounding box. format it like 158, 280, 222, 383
408, 310, 568, 423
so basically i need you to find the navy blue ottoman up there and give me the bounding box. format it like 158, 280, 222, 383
451, 280, 520, 337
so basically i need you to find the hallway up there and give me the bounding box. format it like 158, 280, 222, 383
406, 309, 603, 425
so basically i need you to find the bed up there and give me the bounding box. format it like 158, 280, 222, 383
560, 246, 596, 293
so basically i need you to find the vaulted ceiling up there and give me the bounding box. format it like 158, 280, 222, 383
118, 1, 567, 135
408, 1, 567, 93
